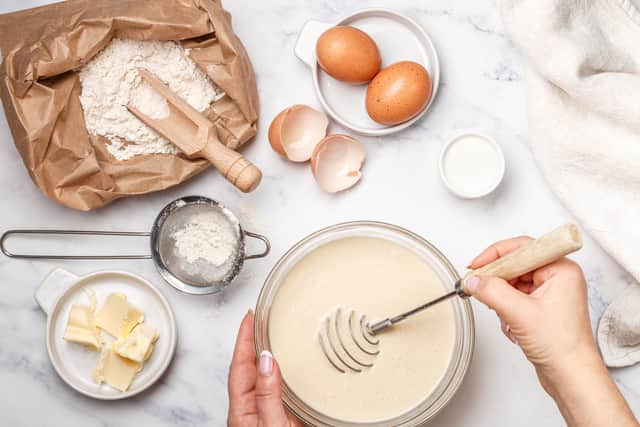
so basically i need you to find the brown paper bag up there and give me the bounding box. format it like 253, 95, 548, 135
0, 0, 259, 210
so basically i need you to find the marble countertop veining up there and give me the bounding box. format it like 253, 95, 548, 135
1, 0, 638, 426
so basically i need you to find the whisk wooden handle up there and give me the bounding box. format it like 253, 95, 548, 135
466, 223, 582, 282
201, 140, 262, 193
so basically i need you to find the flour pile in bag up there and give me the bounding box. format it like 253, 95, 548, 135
78, 38, 224, 161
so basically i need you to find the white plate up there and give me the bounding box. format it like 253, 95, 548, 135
295, 9, 440, 136
35, 268, 177, 400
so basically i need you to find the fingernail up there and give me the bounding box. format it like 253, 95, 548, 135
258, 350, 273, 376
465, 276, 480, 294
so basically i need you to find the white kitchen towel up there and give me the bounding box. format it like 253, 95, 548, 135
500, 0, 640, 367
598, 285, 640, 367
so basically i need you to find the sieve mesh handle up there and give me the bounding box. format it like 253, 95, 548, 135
243, 231, 270, 260
0, 229, 152, 260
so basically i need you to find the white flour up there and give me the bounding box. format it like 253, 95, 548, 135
171, 211, 238, 267
130, 82, 170, 120
78, 38, 224, 161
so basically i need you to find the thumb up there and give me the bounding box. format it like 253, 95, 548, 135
255, 350, 288, 426
465, 275, 530, 324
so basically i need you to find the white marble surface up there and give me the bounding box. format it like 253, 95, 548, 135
0, 0, 638, 426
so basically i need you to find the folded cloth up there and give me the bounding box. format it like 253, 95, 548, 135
598, 284, 640, 367
500, 0, 640, 367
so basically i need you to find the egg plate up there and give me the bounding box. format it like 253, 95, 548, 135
295, 9, 440, 136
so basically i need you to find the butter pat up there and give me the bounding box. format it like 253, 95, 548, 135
114, 323, 158, 363
95, 293, 144, 338
63, 304, 103, 351
64, 290, 157, 394
93, 347, 141, 392
122, 305, 144, 336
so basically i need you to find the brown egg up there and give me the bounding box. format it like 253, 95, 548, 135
316, 26, 381, 84
365, 61, 432, 125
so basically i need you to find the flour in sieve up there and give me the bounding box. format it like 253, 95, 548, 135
171, 211, 238, 268
78, 38, 224, 161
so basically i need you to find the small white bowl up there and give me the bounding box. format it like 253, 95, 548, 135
439, 132, 505, 199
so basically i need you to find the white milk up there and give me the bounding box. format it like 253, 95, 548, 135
441, 134, 504, 198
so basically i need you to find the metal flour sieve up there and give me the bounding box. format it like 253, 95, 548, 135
0, 196, 270, 295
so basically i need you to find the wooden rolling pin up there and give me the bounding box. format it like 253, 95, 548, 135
128, 69, 261, 193
368, 224, 583, 334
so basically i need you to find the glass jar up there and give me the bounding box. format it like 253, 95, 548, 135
254, 221, 474, 426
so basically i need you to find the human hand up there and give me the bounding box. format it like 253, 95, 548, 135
465, 235, 638, 427
465, 236, 597, 385
227, 310, 302, 427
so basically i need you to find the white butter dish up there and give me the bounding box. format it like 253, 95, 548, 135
35, 268, 177, 400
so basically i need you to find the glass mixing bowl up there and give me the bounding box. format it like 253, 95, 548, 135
254, 221, 475, 426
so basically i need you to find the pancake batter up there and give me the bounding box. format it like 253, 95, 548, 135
269, 237, 455, 423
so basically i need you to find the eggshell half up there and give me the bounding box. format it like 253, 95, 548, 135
311, 135, 365, 193
268, 108, 289, 156
268, 105, 329, 162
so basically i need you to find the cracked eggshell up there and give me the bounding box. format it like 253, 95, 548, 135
268, 105, 329, 162
311, 135, 365, 193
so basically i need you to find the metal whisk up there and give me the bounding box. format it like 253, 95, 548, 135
318, 224, 583, 374
317, 291, 462, 375
318, 307, 380, 373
